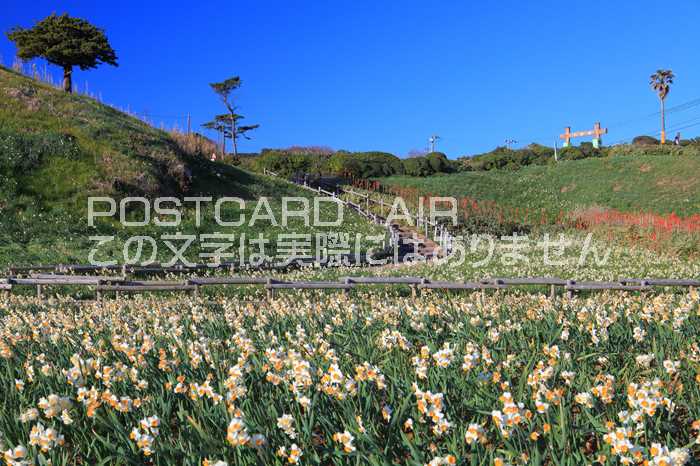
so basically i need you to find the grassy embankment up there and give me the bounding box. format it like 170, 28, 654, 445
0, 65, 380, 267
381, 155, 700, 216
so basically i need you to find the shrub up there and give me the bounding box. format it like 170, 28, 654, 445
607, 143, 700, 158
254, 149, 404, 179
255, 150, 328, 178
402, 156, 433, 176
328, 151, 403, 178
354, 151, 404, 177
457, 143, 606, 171
279, 145, 334, 156
425, 151, 449, 172
632, 135, 660, 146
557, 144, 604, 161
401, 152, 453, 177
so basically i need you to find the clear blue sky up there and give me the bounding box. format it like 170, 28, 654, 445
2, 1, 700, 157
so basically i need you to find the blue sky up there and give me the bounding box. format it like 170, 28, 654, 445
2, 1, 700, 157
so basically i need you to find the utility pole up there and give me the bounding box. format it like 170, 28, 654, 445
554, 139, 558, 162
504, 138, 517, 149
187, 113, 191, 135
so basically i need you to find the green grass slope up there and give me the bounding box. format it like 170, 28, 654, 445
381, 154, 700, 216
0, 65, 295, 204
0, 66, 380, 266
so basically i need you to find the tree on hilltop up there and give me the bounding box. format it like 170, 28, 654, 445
6, 13, 118, 93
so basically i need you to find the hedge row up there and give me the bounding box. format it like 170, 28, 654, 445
457, 139, 700, 172
246, 137, 700, 180
253, 149, 453, 179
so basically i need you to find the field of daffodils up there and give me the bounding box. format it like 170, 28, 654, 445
2, 290, 700, 465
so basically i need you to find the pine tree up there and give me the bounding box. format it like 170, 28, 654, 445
6, 13, 118, 92
208, 76, 259, 158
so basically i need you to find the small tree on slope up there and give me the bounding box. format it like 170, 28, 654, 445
208, 76, 259, 158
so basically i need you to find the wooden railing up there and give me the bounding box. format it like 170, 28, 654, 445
1, 274, 698, 299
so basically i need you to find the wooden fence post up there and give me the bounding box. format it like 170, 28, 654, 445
266, 277, 274, 300
640, 280, 650, 297
566, 280, 575, 299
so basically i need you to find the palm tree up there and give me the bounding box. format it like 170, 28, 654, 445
649, 69, 675, 144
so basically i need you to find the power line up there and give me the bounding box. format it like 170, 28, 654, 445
671, 121, 700, 134
666, 98, 700, 115
666, 117, 700, 134
607, 96, 700, 130
611, 113, 700, 145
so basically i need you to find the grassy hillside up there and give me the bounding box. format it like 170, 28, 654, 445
1, 66, 191, 205
381, 154, 700, 216
0, 66, 380, 266
0, 64, 295, 204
